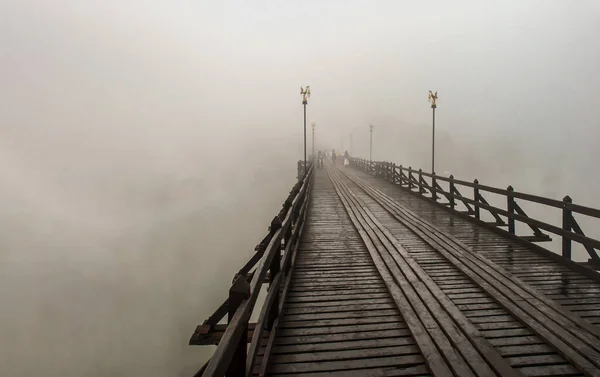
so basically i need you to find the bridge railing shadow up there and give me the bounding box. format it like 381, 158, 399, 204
350, 157, 600, 273
189, 164, 314, 377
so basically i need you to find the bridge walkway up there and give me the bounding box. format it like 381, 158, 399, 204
263, 164, 600, 377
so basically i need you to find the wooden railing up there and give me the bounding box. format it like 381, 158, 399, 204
189, 164, 314, 377
350, 157, 600, 269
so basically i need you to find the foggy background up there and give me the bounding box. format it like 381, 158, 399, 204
1, 0, 599, 376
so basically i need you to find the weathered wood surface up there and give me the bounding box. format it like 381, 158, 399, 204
346, 166, 600, 327
266, 168, 432, 376
259, 164, 600, 376
334, 167, 600, 376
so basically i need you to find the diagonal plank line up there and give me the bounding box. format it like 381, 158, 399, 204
340, 167, 600, 376
329, 169, 522, 377
329, 167, 517, 377
326, 167, 459, 376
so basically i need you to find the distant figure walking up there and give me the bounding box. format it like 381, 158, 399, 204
317, 150, 324, 168
344, 150, 350, 166
331, 149, 337, 165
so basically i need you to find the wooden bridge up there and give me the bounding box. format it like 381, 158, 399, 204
189, 158, 600, 377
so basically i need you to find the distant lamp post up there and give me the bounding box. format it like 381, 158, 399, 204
428, 90, 438, 174
300, 86, 311, 175
311, 122, 316, 161
369, 124, 374, 168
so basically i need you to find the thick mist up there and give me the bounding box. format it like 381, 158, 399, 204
1, 1, 599, 376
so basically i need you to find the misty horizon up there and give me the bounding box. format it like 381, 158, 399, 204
1, 1, 599, 376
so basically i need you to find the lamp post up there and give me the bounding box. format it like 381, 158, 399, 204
369, 124, 374, 168
300, 86, 311, 176
311, 122, 316, 161
428, 90, 438, 174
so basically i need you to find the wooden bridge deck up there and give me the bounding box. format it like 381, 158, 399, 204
264, 165, 600, 377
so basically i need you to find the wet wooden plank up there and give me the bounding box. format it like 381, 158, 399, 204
349, 166, 600, 328
285, 292, 391, 303
328, 171, 456, 376
340, 169, 600, 373
277, 321, 407, 337
284, 302, 396, 315
265, 169, 431, 376
268, 364, 430, 377
273, 337, 416, 354
272, 344, 422, 363
329, 169, 504, 377
275, 328, 413, 346
268, 354, 426, 374
282, 308, 399, 322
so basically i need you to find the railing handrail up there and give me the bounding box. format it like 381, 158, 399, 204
381, 162, 599, 216
193, 164, 314, 377
349, 157, 600, 268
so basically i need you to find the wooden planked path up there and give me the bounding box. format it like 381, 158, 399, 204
263, 164, 600, 377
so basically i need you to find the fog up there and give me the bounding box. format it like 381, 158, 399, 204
1, 1, 599, 376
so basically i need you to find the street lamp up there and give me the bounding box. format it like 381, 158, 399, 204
428, 90, 438, 174
300, 86, 311, 176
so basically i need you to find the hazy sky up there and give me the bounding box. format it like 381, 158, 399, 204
1, 1, 600, 376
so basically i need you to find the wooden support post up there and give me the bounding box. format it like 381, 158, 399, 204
507, 186, 515, 235
432, 173, 437, 202
562, 195, 573, 260
227, 276, 251, 377
408, 167, 414, 191
449, 175, 456, 210
386, 162, 390, 181
392, 163, 397, 184
399, 165, 403, 186
418, 169, 425, 194
473, 179, 480, 220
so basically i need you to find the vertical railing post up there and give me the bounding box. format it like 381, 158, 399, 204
449, 175, 456, 210
399, 165, 403, 186
432, 173, 437, 202
562, 195, 573, 260
227, 275, 251, 377
408, 167, 413, 191
474, 179, 480, 220
418, 169, 425, 194
385, 162, 389, 181
507, 186, 515, 234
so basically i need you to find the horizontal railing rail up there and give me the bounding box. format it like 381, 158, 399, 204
350, 157, 600, 269
189, 164, 314, 377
